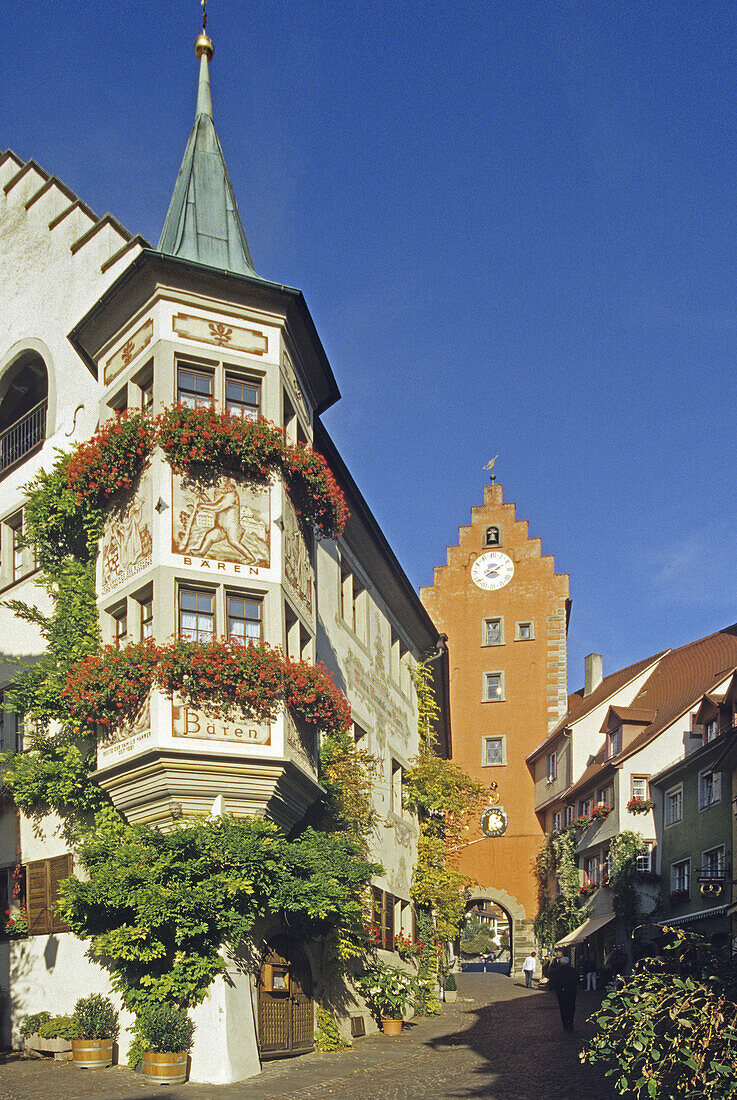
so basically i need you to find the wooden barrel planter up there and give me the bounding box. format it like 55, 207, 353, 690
71, 1038, 113, 1068
381, 1018, 403, 1036
142, 1051, 189, 1085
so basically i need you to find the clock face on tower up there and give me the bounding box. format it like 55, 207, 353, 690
471, 551, 514, 590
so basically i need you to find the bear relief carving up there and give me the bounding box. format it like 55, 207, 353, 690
172, 473, 270, 568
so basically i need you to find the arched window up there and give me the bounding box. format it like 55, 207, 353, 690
484, 525, 500, 547
0, 352, 48, 474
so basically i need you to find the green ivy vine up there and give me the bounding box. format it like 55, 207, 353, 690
533, 828, 581, 948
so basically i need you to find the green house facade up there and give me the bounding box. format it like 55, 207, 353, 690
651, 727, 734, 939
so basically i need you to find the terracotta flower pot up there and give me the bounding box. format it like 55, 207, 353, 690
142, 1050, 189, 1085
71, 1038, 113, 1068
381, 1017, 403, 1036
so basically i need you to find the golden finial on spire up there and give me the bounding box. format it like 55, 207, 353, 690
195, 0, 214, 60
483, 455, 499, 484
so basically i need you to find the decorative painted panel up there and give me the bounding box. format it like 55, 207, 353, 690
104, 318, 153, 384
100, 469, 153, 595
97, 692, 153, 766
283, 493, 313, 617
173, 312, 268, 356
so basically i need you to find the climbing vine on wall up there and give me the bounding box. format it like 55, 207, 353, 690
608, 830, 645, 925
405, 661, 485, 1013
533, 828, 581, 948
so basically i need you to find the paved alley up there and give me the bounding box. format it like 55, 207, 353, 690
0, 973, 619, 1100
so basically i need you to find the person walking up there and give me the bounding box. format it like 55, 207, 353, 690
584, 956, 597, 991
522, 950, 536, 988
550, 950, 577, 1030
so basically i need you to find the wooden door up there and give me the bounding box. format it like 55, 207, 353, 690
258, 936, 314, 1059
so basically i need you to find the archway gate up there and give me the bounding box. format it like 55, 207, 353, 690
464, 885, 536, 979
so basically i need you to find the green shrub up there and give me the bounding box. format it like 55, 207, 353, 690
582, 927, 737, 1098
136, 1004, 195, 1053
20, 1011, 51, 1038
73, 994, 119, 1040
444, 973, 457, 992
38, 1015, 78, 1040
315, 1006, 349, 1052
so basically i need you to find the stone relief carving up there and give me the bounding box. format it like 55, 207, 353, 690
283, 493, 313, 616
172, 473, 270, 568
101, 469, 153, 594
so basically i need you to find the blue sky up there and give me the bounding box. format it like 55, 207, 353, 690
4, 2, 737, 688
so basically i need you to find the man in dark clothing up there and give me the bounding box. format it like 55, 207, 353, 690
549, 951, 577, 1030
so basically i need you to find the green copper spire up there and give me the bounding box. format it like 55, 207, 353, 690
158, 24, 257, 277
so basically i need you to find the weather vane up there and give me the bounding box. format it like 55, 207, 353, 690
483, 455, 499, 484
201, 0, 208, 32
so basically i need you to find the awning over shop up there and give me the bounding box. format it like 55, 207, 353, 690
657, 905, 727, 926
555, 913, 615, 947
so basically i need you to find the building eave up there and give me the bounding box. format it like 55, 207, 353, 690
68, 249, 341, 413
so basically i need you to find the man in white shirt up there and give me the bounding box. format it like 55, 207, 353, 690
522, 950, 536, 988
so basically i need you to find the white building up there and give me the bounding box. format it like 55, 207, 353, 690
527, 628, 737, 964
0, 25, 449, 1082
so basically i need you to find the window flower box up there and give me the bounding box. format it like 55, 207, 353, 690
573, 815, 591, 831
577, 883, 598, 899
627, 797, 654, 815
669, 888, 689, 904
591, 804, 612, 821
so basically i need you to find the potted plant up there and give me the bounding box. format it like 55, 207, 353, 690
71, 994, 118, 1068
591, 803, 612, 821
443, 973, 458, 1004
627, 797, 654, 815
357, 962, 418, 1035
137, 1003, 195, 1085
573, 815, 591, 831
23, 1013, 77, 1054
669, 888, 689, 904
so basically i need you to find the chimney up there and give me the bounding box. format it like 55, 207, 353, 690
584, 653, 603, 697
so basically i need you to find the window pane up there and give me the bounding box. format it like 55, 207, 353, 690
485, 738, 502, 764
178, 368, 213, 409
179, 590, 213, 641
485, 620, 501, 645
226, 376, 259, 419
227, 594, 261, 643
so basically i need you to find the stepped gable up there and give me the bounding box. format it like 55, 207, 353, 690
0, 148, 149, 292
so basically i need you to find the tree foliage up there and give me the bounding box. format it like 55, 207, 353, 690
582, 927, 737, 1098
459, 916, 499, 957
317, 729, 379, 847
58, 807, 378, 1016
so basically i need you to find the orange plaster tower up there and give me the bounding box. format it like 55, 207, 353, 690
420, 481, 569, 974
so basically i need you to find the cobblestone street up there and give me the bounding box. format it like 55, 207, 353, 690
0, 973, 619, 1100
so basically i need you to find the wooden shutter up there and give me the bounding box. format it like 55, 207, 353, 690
25, 855, 72, 936
383, 892, 395, 949
49, 854, 72, 933
26, 860, 50, 935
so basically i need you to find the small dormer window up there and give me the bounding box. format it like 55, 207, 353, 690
607, 727, 622, 759
484, 526, 501, 547
705, 718, 718, 743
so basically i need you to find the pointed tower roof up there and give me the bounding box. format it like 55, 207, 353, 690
158, 26, 257, 277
